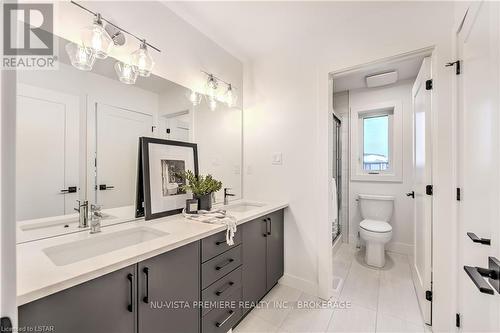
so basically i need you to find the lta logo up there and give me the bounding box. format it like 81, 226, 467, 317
2, 3, 56, 69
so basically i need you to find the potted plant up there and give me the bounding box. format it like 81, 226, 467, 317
181, 170, 222, 211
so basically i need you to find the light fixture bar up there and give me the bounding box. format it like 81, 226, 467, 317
201, 70, 235, 88
70, 1, 161, 53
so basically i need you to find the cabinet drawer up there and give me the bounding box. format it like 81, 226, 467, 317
202, 245, 242, 289
201, 288, 242, 333
201, 266, 242, 316
202, 230, 242, 262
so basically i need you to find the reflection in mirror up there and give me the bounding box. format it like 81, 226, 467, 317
16, 34, 242, 243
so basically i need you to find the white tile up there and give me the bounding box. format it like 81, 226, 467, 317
376, 313, 425, 333
234, 311, 279, 333
327, 304, 377, 332
339, 257, 380, 310
277, 293, 334, 332
252, 284, 302, 327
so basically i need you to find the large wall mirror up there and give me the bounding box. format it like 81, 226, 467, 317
16, 34, 242, 243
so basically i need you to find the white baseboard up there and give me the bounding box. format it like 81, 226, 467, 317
279, 273, 318, 297
386, 242, 414, 255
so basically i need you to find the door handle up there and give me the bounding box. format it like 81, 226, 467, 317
142, 267, 150, 303
98, 184, 115, 190
467, 232, 491, 245
127, 273, 134, 312
406, 191, 415, 198
464, 257, 500, 295
60, 186, 77, 194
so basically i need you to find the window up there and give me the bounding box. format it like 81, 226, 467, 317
362, 114, 389, 172
351, 102, 402, 182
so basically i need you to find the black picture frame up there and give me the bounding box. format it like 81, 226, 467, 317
135, 137, 199, 220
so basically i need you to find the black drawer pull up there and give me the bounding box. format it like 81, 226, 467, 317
215, 240, 226, 246
142, 267, 150, 303
215, 258, 234, 270
467, 232, 491, 245
268, 218, 272, 235
464, 266, 495, 295
215, 281, 234, 296
216, 310, 235, 328
127, 274, 134, 312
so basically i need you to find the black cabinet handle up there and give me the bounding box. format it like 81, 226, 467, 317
464, 266, 495, 295
268, 218, 272, 236
467, 232, 491, 245
215, 258, 234, 271
406, 191, 415, 198
127, 273, 134, 312
215, 240, 226, 246
215, 281, 234, 296
216, 310, 235, 328
142, 267, 150, 303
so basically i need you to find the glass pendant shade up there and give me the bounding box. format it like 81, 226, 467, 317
206, 76, 219, 100
209, 97, 217, 111
65, 42, 96, 71
131, 41, 154, 77
81, 18, 112, 59
187, 90, 202, 106
225, 84, 237, 107
114, 61, 138, 85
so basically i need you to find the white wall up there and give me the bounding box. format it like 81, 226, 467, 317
53, 1, 243, 107
347, 80, 415, 254
243, 3, 456, 330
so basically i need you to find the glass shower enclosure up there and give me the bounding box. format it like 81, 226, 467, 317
332, 113, 342, 243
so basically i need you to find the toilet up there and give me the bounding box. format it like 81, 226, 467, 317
358, 194, 394, 268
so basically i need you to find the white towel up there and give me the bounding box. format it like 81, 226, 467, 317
183, 209, 238, 245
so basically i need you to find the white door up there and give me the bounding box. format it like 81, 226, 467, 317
411, 57, 433, 325
16, 84, 79, 221
457, 1, 500, 331
95, 103, 153, 210
163, 114, 191, 142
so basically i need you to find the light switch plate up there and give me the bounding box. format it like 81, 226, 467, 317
272, 152, 283, 165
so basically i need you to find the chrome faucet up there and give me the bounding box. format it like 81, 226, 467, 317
75, 200, 89, 228
224, 188, 236, 205
90, 204, 103, 234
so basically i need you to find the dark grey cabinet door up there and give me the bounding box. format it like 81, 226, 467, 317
18, 265, 136, 333
266, 210, 284, 291
138, 241, 200, 333
241, 217, 267, 315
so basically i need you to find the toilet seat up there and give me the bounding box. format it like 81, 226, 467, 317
360, 219, 392, 233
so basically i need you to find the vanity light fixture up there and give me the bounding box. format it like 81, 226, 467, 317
68, 1, 161, 84
131, 40, 155, 77
81, 13, 113, 59
114, 61, 138, 85
65, 42, 96, 71
187, 90, 202, 106
201, 71, 238, 109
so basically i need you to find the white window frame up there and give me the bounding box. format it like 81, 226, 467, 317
350, 101, 403, 182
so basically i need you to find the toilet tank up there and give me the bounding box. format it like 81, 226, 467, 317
358, 194, 394, 222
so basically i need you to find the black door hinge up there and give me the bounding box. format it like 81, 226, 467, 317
425, 79, 433, 90
151, 126, 156, 133
426, 185, 433, 196
457, 188, 461, 201
456, 313, 461, 328
445, 60, 461, 75
425, 290, 433, 302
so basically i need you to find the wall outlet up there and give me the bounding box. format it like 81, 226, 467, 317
272, 152, 283, 165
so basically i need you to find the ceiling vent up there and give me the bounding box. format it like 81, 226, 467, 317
365, 71, 398, 88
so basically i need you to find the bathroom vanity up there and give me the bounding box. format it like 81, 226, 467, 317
17, 202, 286, 333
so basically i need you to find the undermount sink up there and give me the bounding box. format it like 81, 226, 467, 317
43, 227, 169, 266
20, 213, 116, 232
224, 202, 265, 213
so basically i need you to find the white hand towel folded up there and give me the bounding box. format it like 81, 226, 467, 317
183, 209, 237, 245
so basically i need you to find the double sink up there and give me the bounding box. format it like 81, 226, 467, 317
41, 201, 264, 267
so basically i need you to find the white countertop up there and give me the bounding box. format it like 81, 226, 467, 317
17, 200, 288, 306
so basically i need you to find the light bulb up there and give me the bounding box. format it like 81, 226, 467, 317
209, 97, 217, 111
225, 84, 237, 107
65, 42, 96, 71
131, 40, 154, 77
114, 61, 138, 85
206, 75, 218, 100
81, 14, 112, 59
187, 90, 202, 106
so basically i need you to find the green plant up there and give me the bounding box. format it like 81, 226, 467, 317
180, 170, 222, 196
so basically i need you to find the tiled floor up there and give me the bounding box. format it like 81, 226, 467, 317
234, 243, 428, 333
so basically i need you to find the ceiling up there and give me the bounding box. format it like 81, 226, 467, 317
332, 53, 428, 93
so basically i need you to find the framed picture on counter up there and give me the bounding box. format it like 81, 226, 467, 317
136, 137, 199, 220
